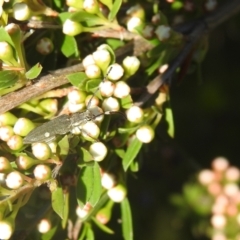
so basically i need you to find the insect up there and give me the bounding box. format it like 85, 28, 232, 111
23, 68, 113, 144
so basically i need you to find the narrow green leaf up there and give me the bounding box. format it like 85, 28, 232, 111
76, 162, 102, 207
58, 135, 69, 158
25, 63, 42, 79
122, 138, 142, 171
99, 0, 113, 10
62, 192, 69, 228
108, 0, 122, 21
165, 106, 174, 138
119, 95, 133, 109
78, 147, 94, 163
121, 198, 133, 240
86, 79, 101, 92
61, 35, 79, 58
0, 27, 15, 45
52, 186, 65, 219
67, 72, 88, 88
92, 217, 114, 234
0, 70, 19, 89
86, 224, 95, 240
41, 224, 58, 240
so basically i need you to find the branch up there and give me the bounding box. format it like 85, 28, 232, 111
135, 0, 240, 106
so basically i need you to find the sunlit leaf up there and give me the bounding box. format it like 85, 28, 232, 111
0, 70, 19, 89
52, 186, 65, 219
121, 198, 133, 240
25, 63, 42, 79
108, 0, 122, 21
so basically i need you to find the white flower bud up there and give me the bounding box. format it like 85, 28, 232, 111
0, 126, 14, 141
5, 171, 24, 189
107, 64, 124, 81
38, 219, 51, 233
101, 172, 116, 189
76, 204, 92, 218
36, 38, 53, 55
0, 220, 14, 240
34, 164, 51, 180
85, 64, 101, 79
89, 142, 107, 161
13, 118, 35, 136
127, 17, 142, 32
32, 143, 51, 161
13, 3, 32, 21
83, 0, 99, 14
102, 97, 120, 112
136, 125, 155, 143
113, 81, 130, 98
7, 135, 23, 150
99, 80, 115, 97
63, 19, 83, 36
82, 54, 95, 69
126, 106, 144, 123
107, 184, 127, 202
122, 56, 140, 76
81, 121, 100, 141
92, 49, 111, 70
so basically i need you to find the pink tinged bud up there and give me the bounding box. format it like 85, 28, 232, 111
39, 99, 58, 114
13, 118, 35, 137
113, 81, 130, 98
0, 157, 12, 173
85, 64, 101, 79
32, 143, 51, 161
155, 25, 171, 41
102, 97, 120, 112
89, 142, 107, 162
107, 184, 127, 202
198, 169, 215, 185
37, 219, 51, 233
223, 183, 239, 197
7, 135, 23, 150
0, 126, 14, 141
212, 157, 229, 172
16, 155, 36, 170
33, 164, 52, 180
99, 80, 115, 97
36, 38, 54, 55
101, 172, 116, 189
68, 89, 87, 104
5, 171, 24, 189
81, 121, 100, 141
82, 54, 95, 69
225, 167, 240, 181
211, 214, 226, 229
13, 3, 32, 21
136, 125, 155, 143
107, 64, 124, 81
126, 106, 144, 123
0, 112, 17, 126
63, 19, 83, 36
0, 220, 14, 240
76, 204, 92, 218
85, 95, 100, 107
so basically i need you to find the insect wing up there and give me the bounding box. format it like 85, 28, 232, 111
23, 114, 71, 144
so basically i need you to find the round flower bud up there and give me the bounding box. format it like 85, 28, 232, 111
68, 102, 85, 113
81, 121, 100, 141
13, 118, 35, 137
0, 42, 15, 63
127, 16, 142, 32
68, 89, 87, 104
99, 80, 115, 97
102, 97, 120, 112
83, 0, 99, 14
107, 184, 127, 202
63, 19, 83, 36
211, 214, 226, 229
89, 142, 108, 161
38, 219, 51, 233
82, 54, 95, 69
142, 25, 155, 39
36, 38, 54, 55
13, 2, 32, 21
113, 81, 130, 98
0, 112, 17, 126
107, 64, 124, 81
0, 157, 12, 173
0, 126, 14, 141
0, 219, 14, 240
5, 171, 24, 189
32, 143, 51, 161
7, 135, 23, 150
85, 64, 101, 79
16, 155, 37, 170
92, 49, 111, 71
76, 203, 92, 218
212, 157, 229, 172
101, 172, 116, 189
126, 106, 144, 123
85, 95, 100, 108
155, 25, 171, 41
33, 164, 52, 180
198, 169, 215, 185
39, 99, 58, 114
136, 125, 155, 143
122, 56, 140, 76
89, 106, 104, 123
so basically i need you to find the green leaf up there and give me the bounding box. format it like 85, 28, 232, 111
165, 102, 174, 138
58, 135, 69, 158
61, 35, 79, 58
0, 70, 19, 89
41, 223, 59, 240
52, 186, 65, 219
86, 224, 95, 240
76, 162, 102, 208
67, 72, 88, 88
99, 0, 113, 10
78, 147, 94, 163
121, 198, 133, 240
119, 95, 133, 109
108, 0, 122, 21
92, 217, 114, 234
122, 138, 142, 171
61, 192, 69, 228
25, 63, 42, 79
0, 27, 15, 46
86, 79, 102, 92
